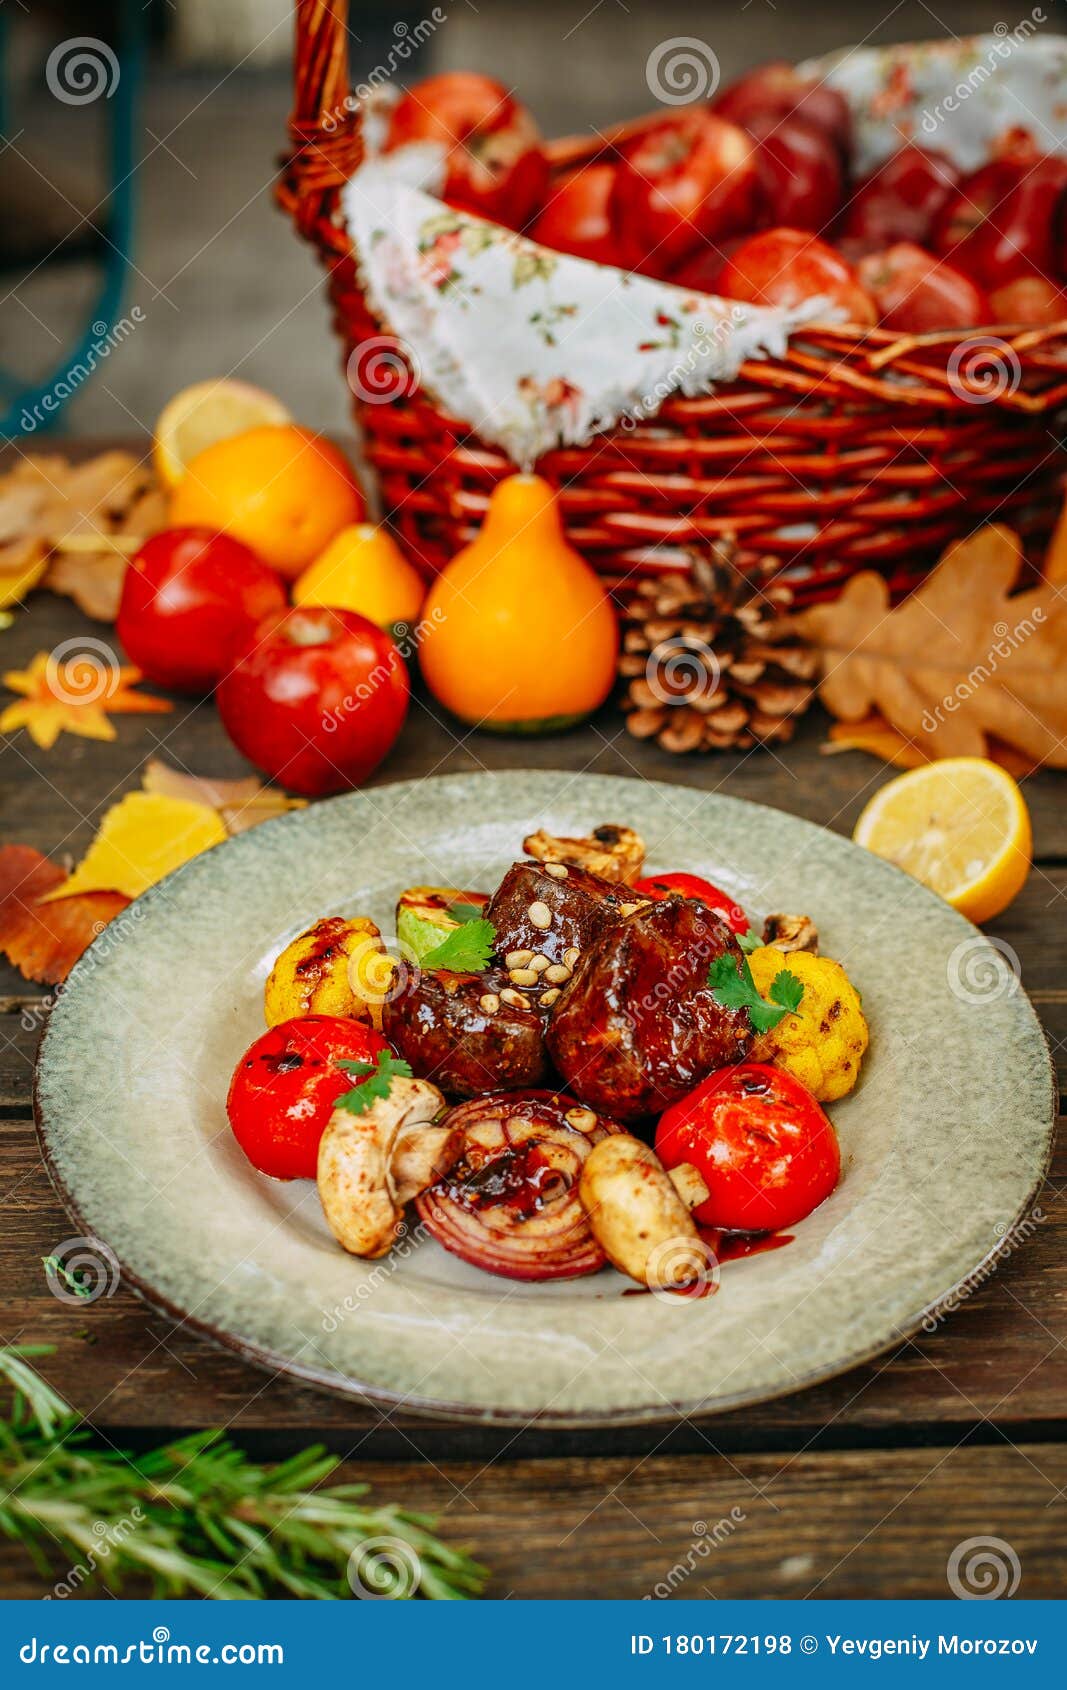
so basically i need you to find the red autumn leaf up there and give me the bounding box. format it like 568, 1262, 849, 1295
0, 845, 129, 985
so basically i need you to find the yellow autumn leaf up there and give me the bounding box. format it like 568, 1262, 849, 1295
0, 540, 48, 610
41, 793, 227, 903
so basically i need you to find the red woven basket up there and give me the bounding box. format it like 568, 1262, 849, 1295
278, 0, 1067, 604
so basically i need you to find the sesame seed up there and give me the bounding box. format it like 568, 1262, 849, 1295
544, 963, 571, 984
478, 992, 501, 1014
528, 901, 551, 929
505, 949, 534, 968
540, 987, 560, 1007
500, 987, 531, 1010
509, 967, 538, 986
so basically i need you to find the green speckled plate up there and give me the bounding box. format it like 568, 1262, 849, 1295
34, 771, 1055, 1425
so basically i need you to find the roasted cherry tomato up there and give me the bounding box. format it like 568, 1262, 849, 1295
612, 110, 758, 271
530, 164, 620, 265
216, 605, 409, 797
633, 872, 749, 935
714, 60, 851, 156
116, 528, 287, 694
840, 144, 960, 252
655, 1062, 840, 1232
747, 114, 843, 232
227, 1014, 390, 1180
857, 243, 988, 333
715, 228, 877, 325
385, 72, 548, 228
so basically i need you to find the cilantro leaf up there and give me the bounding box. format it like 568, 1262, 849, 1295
737, 928, 762, 954
707, 953, 805, 1033
422, 918, 496, 972
446, 901, 487, 924
334, 1051, 413, 1116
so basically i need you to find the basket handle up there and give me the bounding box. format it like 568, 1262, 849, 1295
280, 0, 362, 237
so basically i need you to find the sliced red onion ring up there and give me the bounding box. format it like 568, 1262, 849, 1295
415, 1090, 622, 1281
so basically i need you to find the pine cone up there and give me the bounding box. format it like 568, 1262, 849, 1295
618, 541, 817, 754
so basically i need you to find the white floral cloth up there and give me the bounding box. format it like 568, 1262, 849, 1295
341, 33, 1067, 466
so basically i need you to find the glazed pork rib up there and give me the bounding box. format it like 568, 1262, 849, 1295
547, 897, 753, 1121
382, 966, 552, 1098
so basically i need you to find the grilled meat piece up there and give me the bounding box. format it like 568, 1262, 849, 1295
486, 859, 635, 970
382, 967, 551, 1099
546, 897, 753, 1121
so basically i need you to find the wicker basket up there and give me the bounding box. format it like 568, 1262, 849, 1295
278, 0, 1067, 604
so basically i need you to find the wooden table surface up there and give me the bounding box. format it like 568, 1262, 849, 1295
1, 541, 1065, 1600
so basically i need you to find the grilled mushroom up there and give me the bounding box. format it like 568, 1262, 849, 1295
317, 1077, 456, 1259
578, 1136, 710, 1289
761, 912, 819, 954
522, 823, 646, 885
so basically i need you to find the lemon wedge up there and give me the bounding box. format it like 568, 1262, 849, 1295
153, 379, 291, 489
853, 757, 1031, 923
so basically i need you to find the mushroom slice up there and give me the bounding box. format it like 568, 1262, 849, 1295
667, 1160, 710, 1212
761, 912, 819, 955
578, 1136, 711, 1290
522, 823, 645, 885
317, 1076, 452, 1259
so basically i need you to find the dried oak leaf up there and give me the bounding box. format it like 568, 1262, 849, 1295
794, 525, 1067, 767
821, 716, 1037, 777
0, 844, 128, 985
141, 759, 306, 835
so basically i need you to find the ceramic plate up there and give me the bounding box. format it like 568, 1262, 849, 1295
35, 771, 1055, 1426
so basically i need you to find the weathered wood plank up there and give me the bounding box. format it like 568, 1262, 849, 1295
1, 1114, 1061, 1443
0, 1444, 1062, 1599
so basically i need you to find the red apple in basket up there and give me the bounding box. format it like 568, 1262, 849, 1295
714, 227, 877, 324
990, 275, 1067, 326
857, 243, 989, 333
386, 71, 549, 228
714, 60, 851, 156
530, 164, 620, 265
611, 110, 758, 271
840, 144, 960, 252
747, 113, 844, 232
932, 144, 1067, 290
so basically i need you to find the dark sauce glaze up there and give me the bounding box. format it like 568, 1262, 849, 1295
618, 1228, 794, 1296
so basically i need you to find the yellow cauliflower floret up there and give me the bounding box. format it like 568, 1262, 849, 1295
264, 916, 390, 1028
747, 946, 868, 1102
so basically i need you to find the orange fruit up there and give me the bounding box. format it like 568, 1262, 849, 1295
852, 757, 1032, 923
153, 379, 291, 490
292, 524, 424, 630
418, 474, 617, 732
169, 425, 365, 580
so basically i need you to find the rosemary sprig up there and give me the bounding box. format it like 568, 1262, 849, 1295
0, 1347, 487, 1599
